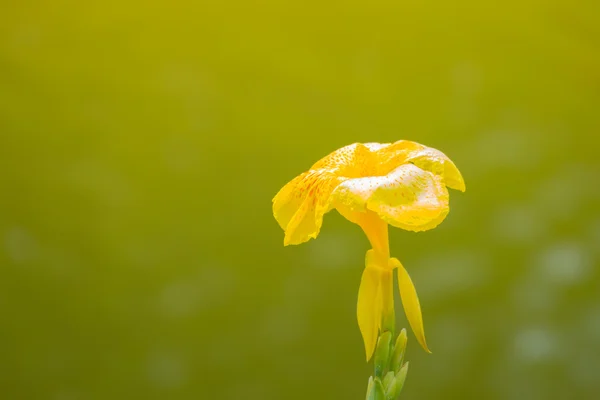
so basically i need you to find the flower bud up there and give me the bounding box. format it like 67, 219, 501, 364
393, 361, 409, 398
366, 377, 386, 400
390, 328, 407, 374
374, 331, 393, 378
382, 371, 395, 390
365, 376, 374, 400
383, 371, 398, 400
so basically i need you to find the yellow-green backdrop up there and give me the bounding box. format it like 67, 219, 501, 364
1, 1, 599, 399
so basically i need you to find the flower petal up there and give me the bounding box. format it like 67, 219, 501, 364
367, 165, 450, 231
370, 140, 421, 175
372, 141, 465, 192
310, 143, 376, 178
357, 252, 383, 361
403, 146, 466, 192
391, 258, 431, 353
331, 164, 449, 232
272, 172, 310, 231
282, 194, 320, 245
272, 170, 340, 245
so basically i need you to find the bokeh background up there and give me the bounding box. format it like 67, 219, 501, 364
1, 1, 599, 399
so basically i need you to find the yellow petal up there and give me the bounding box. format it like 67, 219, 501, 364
272, 142, 378, 245
357, 252, 384, 361
272, 172, 310, 231
272, 170, 340, 245
282, 194, 319, 245
310, 143, 376, 178
392, 258, 431, 353
371, 140, 465, 192
331, 164, 449, 232
368, 165, 449, 231
370, 140, 421, 175
403, 145, 466, 192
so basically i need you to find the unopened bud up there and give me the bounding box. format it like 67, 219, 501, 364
382, 371, 395, 390
393, 361, 409, 398
374, 331, 393, 378
365, 376, 374, 400
390, 328, 407, 374
366, 377, 386, 400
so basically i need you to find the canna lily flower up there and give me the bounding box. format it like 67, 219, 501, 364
272, 140, 465, 360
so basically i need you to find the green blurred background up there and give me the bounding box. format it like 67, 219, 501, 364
1, 1, 599, 399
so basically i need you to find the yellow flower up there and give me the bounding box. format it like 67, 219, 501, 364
272, 141, 465, 360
